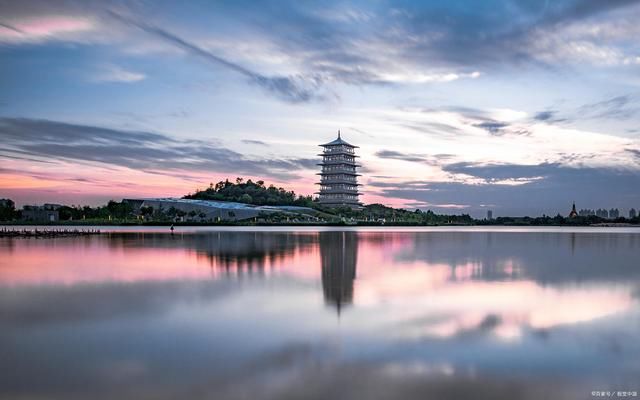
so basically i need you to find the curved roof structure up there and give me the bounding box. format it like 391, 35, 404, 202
319, 131, 359, 148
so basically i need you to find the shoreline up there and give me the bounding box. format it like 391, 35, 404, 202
2, 222, 639, 228
0, 227, 102, 238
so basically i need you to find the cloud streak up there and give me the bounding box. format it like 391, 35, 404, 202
93, 65, 146, 83
375, 150, 454, 165
0, 118, 316, 180
373, 162, 640, 215
107, 10, 325, 103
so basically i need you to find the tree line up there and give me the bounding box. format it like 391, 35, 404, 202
184, 178, 315, 207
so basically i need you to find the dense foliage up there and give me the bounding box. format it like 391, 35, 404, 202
0, 199, 17, 221
57, 201, 134, 221
478, 214, 640, 226
3, 179, 640, 226
332, 203, 474, 225
185, 178, 315, 207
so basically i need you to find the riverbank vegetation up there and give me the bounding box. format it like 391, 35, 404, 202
2, 178, 640, 226
184, 178, 314, 207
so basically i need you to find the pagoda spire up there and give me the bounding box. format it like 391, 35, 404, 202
338, 129, 341, 139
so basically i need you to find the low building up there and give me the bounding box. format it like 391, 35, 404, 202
21, 205, 59, 222
123, 198, 316, 222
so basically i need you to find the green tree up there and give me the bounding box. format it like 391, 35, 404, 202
0, 199, 16, 221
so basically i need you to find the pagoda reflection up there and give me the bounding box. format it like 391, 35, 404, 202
319, 231, 358, 314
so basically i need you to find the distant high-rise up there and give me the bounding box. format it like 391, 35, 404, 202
487, 210, 493, 220
316, 131, 362, 209
579, 208, 595, 217
629, 208, 637, 219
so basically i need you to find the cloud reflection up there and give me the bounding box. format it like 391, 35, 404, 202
1, 229, 639, 399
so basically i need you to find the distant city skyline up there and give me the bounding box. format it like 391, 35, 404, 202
1, 1, 640, 217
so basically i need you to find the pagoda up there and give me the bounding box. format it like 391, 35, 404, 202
569, 202, 578, 218
316, 131, 362, 209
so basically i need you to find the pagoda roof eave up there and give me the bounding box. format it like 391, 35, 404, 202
318, 162, 361, 166
316, 192, 362, 195
319, 142, 359, 148
316, 172, 362, 176
317, 153, 360, 157
315, 182, 362, 185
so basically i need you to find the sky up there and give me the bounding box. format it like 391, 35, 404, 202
0, 0, 639, 217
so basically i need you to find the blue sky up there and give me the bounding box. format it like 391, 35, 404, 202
0, 0, 639, 216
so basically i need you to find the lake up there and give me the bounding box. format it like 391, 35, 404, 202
1, 227, 639, 399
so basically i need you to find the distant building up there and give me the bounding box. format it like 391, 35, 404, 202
581, 207, 633, 220
316, 131, 362, 209
21, 205, 59, 222
487, 210, 493, 220
123, 198, 315, 222
568, 202, 578, 218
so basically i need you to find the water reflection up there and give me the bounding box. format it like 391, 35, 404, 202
320, 231, 358, 313
0, 228, 639, 400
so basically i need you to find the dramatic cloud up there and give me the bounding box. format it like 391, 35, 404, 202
107, 11, 326, 103
3, 1, 640, 98
375, 150, 430, 164
531, 110, 569, 124
0, 118, 316, 180
442, 162, 559, 182
2, 1, 640, 210
397, 0, 640, 68
0, 15, 94, 43
626, 148, 640, 160
375, 150, 455, 166
528, 96, 639, 131
576, 95, 639, 120
473, 121, 510, 135
533, 111, 556, 121
374, 162, 640, 216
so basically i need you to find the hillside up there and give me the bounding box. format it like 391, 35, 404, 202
184, 178, 475, 224
184, 178, 315, 208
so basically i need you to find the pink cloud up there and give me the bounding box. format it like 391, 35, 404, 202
0, 16, 93, 43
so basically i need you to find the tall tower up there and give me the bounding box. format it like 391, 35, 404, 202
569, 202, 578, 218
320, 231, 358, 314
316, 131, 362, 209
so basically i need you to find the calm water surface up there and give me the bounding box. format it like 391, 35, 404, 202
1, 227, 639, 399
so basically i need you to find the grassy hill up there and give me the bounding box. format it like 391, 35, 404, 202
184, 178, 315, 208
